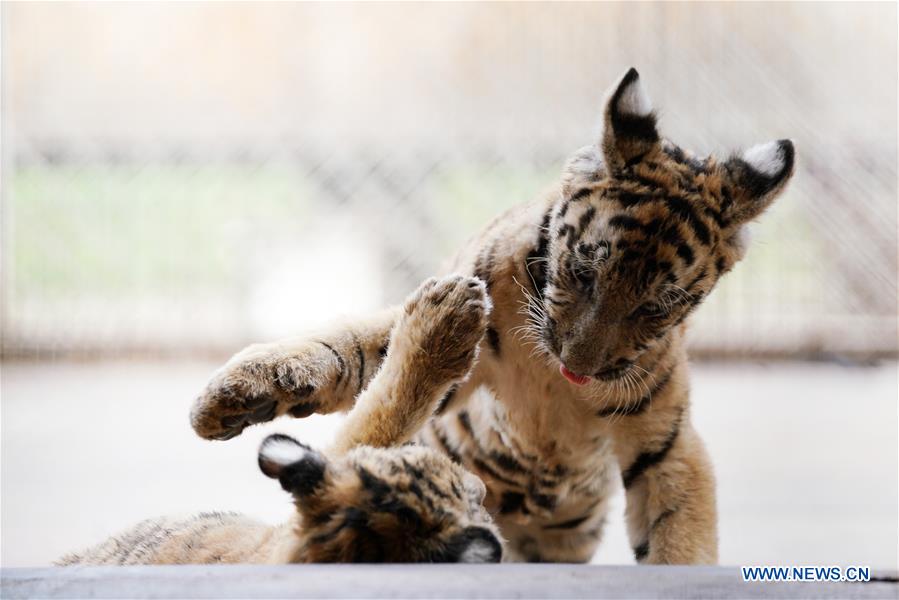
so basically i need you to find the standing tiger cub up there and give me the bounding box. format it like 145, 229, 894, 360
192, 68, 795, 564
60, 276, 502, 565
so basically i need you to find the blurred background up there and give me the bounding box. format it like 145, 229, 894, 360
2, 2, 896, 569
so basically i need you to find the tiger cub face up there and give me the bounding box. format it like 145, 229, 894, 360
258, 434, 502, 563
536, 68, 795, 382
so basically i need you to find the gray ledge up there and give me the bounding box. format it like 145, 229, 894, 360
2, 565, 897, 599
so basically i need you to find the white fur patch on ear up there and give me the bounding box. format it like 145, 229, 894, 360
567, 145, 604, 174
742, 141, 787, 177
259, 435, 307, 469
459, 538, 499, 564
454, 527, 502, 563
616, 72, 653, 117
562, 145, 605, 190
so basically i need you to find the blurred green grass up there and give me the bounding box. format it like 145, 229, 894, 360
8, 165, 315, 299
6, 163, 818, 315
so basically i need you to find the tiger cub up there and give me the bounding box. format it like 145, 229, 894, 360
190, 68, 796, 564
59, 276, 502, 565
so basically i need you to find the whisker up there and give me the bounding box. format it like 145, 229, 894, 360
631, 364, 655, 390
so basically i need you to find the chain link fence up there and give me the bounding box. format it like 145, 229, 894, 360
2, 2, 896, 360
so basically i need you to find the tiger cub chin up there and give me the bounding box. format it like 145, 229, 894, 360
57, 434, 502, 565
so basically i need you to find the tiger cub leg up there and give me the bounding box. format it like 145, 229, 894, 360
608, 365, 718, 564
191, 308, 399, 440
330, 275, 490, 454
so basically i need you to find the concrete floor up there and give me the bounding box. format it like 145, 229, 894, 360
3, 565, 897, 599
1, 360, 896, 569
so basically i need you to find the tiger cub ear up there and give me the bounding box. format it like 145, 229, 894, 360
561, 144, 605, 195
722, 139, 796, 225
600, 67, 661, 174
437, 527, 503, 563
258, 434, 328, 498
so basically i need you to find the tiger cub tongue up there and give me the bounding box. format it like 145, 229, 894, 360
560, 365, 591, 386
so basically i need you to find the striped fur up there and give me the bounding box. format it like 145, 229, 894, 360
61, 276, 502, 565
191, 68, 795, 564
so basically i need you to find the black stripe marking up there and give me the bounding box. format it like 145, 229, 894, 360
703, 203, 728, 229
473, 245, 497, 293
685, 268, 708, 295
354, 337, 365, 392
358, 467, 392, 497
544, 295, 567, 307
289, 401, 317, 418
318, 341, 345, 384
558, 223, 576, 246
671, 307, 695, 329
714, 256, 728, 275
651, 507, 678, 531
597, 366, 675, 418
350, 527, 388, 563
525, 208, 553, 298
488, 449, 528, 475
617, 191, 655, 209
612, 189, 712, 253
457, 411, 475, 438
641, 217, 663, 237
499, 491, 525, 514
658, 222, 683, 243
435, 385, 458, 415
631, 172, 668, 191
657, 260, 672, 275
404, 479, 434, 510
719, 184, 734, 216
319, 505, 388, 562
662, 144, 686, 163
548, 463, 569, 477
608, 214, 644, 231
624, 151, 650, 169
486, 327, 500, 355
676, 243, 695, 266
576, 205, 596, 236
665, 195, 711, 246
308, 516, 351, 546
543, 513, 592, 530
569, 187, 594, 202
633, 540, 650, 562
531, 492, 557, 511
421, 476, 452, 502
456, 412, 527, 485
622, 410, 683, 489
472, 457, 520, 487
430, 421, 462, 464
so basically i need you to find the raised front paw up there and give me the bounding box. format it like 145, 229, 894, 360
190, 342, 342, 440
396, 275, 491, 382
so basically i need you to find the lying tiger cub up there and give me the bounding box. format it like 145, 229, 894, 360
59, 276, 503, 565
